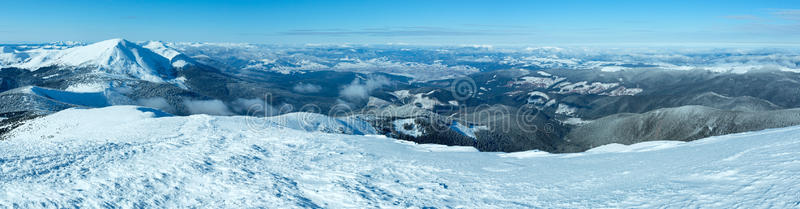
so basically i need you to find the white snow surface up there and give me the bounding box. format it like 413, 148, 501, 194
513, 76, 564, 88
554, 81, 619, 95
263, 112, 377, 135
601, 86, 644, 96
391, 90, 443, 109
449, 121, 489, 139
1, 106, 799, 208
555, 103, 578, 116
392, 118, 423, 137
142, 41, 182, 60
8, 86, 113, 107
561, 117, 591, 125
142, 41, 193, 69
64, 82, 109, 93
0, 46, 28, 67
14, 39, 177, 83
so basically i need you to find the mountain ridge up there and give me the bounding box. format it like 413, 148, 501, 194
13, 38, 188, 83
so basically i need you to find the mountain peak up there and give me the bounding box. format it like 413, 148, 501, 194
92, 38, 132, 48
16, 38, 178, 83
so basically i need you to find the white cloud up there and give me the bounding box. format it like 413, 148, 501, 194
137, 97, 174, 113
339, 76, 390, 101
183, 99, 233, 116
230, 98, 280, 116
293, 83, 322, 93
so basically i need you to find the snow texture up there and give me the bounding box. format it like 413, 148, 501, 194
1, 106, 799, 208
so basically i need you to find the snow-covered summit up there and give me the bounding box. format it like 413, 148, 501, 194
14, 38, 182, 83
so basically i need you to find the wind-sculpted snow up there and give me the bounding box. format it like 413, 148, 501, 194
1, 106, 799, 208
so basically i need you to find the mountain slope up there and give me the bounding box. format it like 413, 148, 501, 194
142, 41, 195, 68
1, 106, 797, 208
562, 105, 800, 152
0, 86, 116, 114
242, 112, 378, 135
14, 39, 178, 83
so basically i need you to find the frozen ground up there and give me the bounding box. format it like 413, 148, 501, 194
1, 106, 799, 208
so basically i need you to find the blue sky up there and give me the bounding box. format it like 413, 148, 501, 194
1, 0, 799, 45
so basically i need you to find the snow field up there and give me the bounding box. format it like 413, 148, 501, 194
0, 106, 798, 208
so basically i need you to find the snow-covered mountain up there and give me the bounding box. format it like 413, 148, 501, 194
0, 46, 27, 66
13, 39, 187, 83
1, 106, 798, 208
5, 40, 800, 154
142, 41, 195, 68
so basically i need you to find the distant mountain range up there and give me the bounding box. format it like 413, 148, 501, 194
3, 39, 800, 153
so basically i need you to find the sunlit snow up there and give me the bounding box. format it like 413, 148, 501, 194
1, 106, 798, 208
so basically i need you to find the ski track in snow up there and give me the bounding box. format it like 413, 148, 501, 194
1, 106, 799, 208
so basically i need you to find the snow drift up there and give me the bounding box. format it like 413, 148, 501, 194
0, 106, 798, 208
